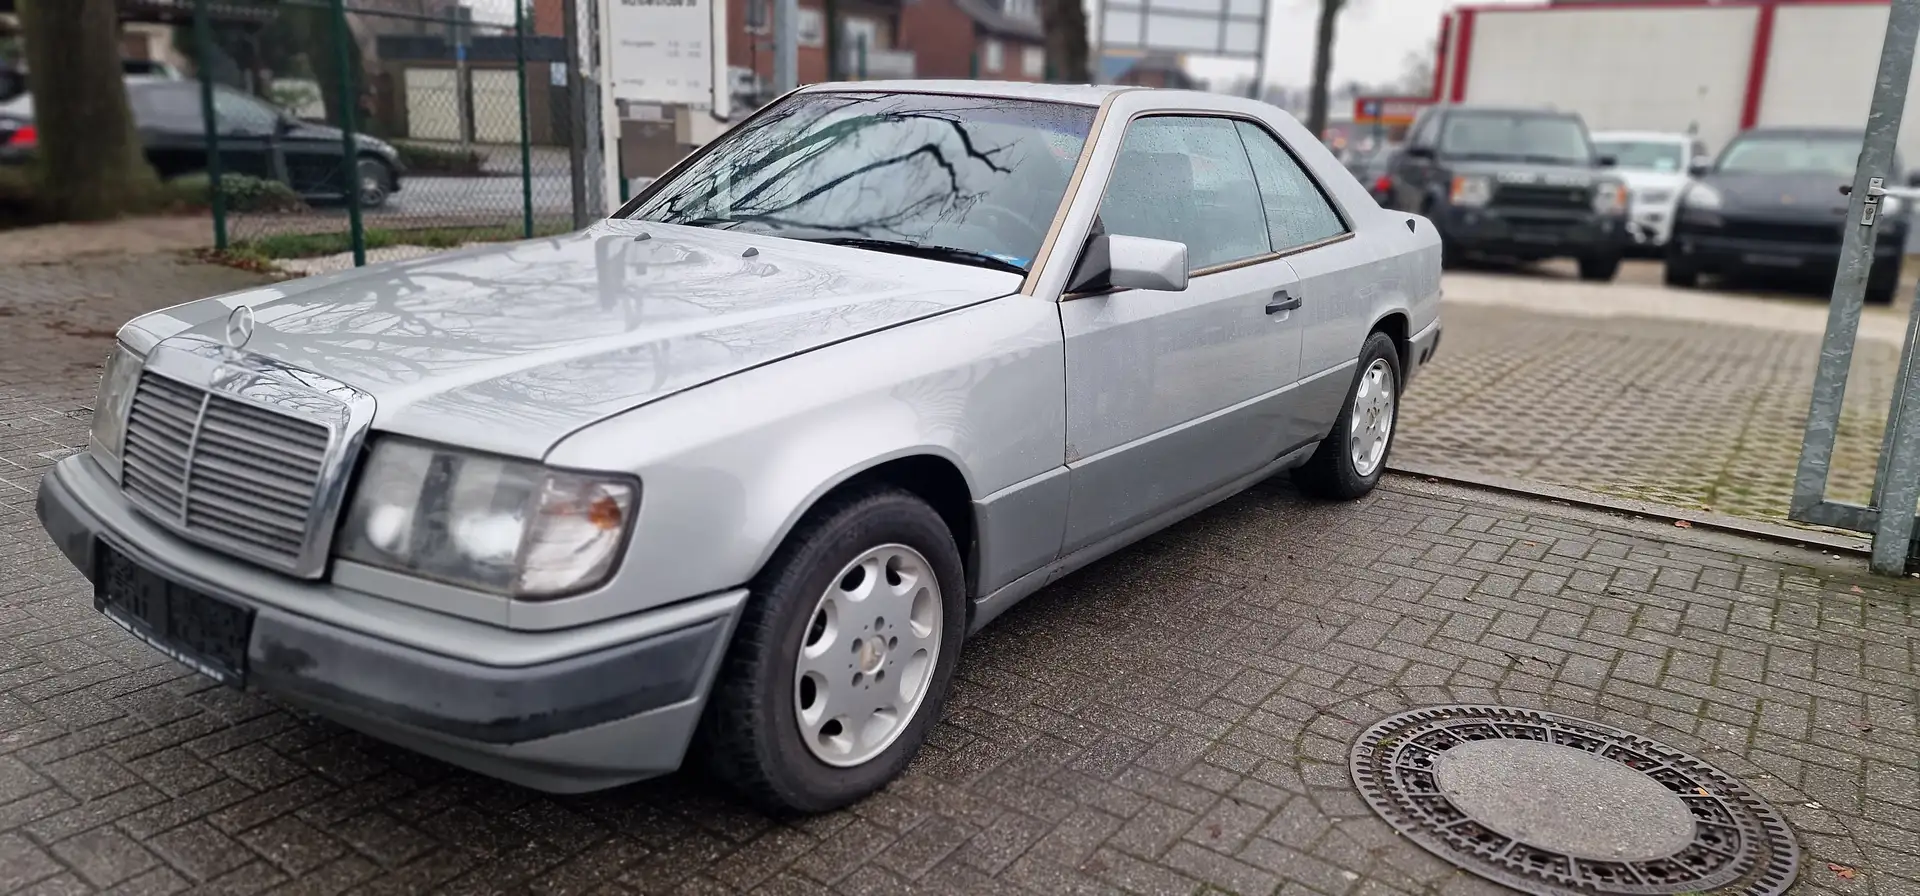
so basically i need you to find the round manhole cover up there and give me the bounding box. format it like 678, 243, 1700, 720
1350, 706, 1800, 896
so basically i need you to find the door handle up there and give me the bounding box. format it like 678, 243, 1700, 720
1266, 291, 1302, 315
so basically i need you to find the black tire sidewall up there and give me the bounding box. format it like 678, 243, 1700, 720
1296, 332, 1403, 499
735, 492, 966, 812
1580, 253, 1621, 281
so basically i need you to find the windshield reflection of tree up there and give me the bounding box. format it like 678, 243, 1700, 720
637, 94, 1070, 261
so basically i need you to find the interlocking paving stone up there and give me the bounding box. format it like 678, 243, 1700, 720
5, 254, 1920, 893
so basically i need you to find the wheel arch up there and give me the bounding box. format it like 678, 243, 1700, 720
1369, 310, 1411, 373
756, 449, 980, 600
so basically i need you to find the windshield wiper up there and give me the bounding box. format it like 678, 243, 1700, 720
807, 237, 1029, 275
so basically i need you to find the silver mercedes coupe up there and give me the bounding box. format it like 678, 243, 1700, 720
37, 81, 1442, 813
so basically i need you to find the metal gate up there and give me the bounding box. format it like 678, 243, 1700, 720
1793, 0, 1920, 574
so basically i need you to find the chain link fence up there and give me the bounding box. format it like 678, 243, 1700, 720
187, 0, 601, 263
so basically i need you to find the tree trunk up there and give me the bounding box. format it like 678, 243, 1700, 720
1039, 0, 1090, 83
1305, 0, 1343, 138
18, 0, 159, 221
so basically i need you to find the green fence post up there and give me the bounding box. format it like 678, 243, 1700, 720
969, 51, 978, 79
330, 0, 365, 266
857, 35, 867, 80
193, 0, 226, 250
515, 0, 534, 239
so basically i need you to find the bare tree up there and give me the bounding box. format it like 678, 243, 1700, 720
1039, 0, 1090, 83
1304, 0, 1345, 139
18, 0, 159, 220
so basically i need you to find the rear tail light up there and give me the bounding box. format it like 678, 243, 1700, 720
4, 125, 35, 148
1372, 174, 1392, 194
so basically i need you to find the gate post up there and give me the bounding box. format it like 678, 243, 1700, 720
193, 0, 226, 251
1790, 0, 1920, 572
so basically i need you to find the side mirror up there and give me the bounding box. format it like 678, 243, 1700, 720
1596, 154, 1617, 168
1404, 145, 1435, 161
1068, 233, 1188, 294
1689, 161, 1712, 178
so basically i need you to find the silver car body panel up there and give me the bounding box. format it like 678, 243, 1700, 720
117, 221, 1022, 461
51, 81, 1440, 791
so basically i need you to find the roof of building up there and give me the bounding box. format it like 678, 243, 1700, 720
953, 0, 1045, 41
801, 80, 1127, 106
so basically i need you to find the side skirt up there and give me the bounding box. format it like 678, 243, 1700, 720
967, 440, 1319, 635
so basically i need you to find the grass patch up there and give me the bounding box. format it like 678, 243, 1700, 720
235, 222, 572, 259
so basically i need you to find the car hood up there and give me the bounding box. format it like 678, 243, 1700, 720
1706, 171, 1852, 217
123, 220, 1022, 459
1446, 159, 1615, 186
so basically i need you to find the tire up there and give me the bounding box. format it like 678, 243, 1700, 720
1292, 331, 1402, 501
699, 486, 967, 814
1578, 253, 1621, 282
1663, 258, 1699, 288
1866, 274, 1899, 305
355, 157, 392, 209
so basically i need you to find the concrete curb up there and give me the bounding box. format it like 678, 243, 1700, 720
1386, 460, 1872, 557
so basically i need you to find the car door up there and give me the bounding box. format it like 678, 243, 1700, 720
128, 83, 272, 183
1235, 119, 1373, 440
1056, 114, 1307, 555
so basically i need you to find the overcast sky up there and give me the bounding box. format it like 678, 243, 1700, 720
1183, 0, 1534, 90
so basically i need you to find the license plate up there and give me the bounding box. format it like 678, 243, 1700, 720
1743, 253, 1803, 267
94, 544, 253, 687
1512, 231, 1562, 244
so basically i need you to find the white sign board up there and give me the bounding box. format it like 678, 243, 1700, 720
607, 0, 714, 107
1101, 0, 1265, 58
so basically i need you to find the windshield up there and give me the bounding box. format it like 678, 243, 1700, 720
1440, 112, 1592, 164
630, 92, 1095, 271
1594, 139, 1685, 173
1717, 134, 1864, 176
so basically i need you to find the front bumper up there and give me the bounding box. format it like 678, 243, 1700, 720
36, 453, 744, 793
1435, 205, 1629, 258
1626, 203, 1676, 247
1670, 221, 1905, 280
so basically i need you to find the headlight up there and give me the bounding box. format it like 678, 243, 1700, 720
89, 341, 143, 483
337, 439, 638, 599
1682, 184, 1723, 211
1592, 182, 1628, 216
1449, 174, 1492, 208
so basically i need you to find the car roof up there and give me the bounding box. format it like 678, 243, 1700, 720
800, 80, 1130, 107
1738, 126, 1864, 139
1437, 104, 1579, 118
1593, 130, 1689, 142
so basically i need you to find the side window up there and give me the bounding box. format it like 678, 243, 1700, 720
1408, 110, 1439, 148
131, 85, 204, 131
213, 89, 280, 134
1234, 121, 1346, 250
1097, 116, 1270, 271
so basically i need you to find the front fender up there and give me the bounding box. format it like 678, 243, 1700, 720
533, 295, 1066, 630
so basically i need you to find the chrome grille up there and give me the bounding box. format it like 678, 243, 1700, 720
121, 371, 332, 572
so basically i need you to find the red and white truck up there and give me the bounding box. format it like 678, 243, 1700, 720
1431, 0, 1920, 156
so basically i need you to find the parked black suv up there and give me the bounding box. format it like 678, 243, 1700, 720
1386, 104, 1630, 281
1667, 127, 1914, 305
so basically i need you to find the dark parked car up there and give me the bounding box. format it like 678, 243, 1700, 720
1386, 104, 1630, 281
1666, 127, 1912, 304
0, 80, 403, 208
1345, 143, 1399, 205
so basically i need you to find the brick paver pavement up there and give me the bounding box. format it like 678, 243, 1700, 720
3, 255, 1918, 895
1399, 265, 1911, 524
